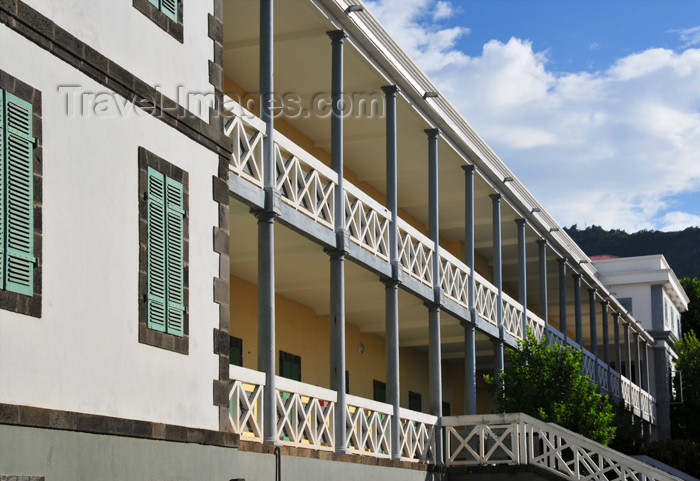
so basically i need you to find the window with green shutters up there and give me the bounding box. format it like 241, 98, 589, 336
147, 167, 186, 337
147, 0, 177, 22
280, 351, 301, 381
0, 89, 36, 297
138, 148, 188, 354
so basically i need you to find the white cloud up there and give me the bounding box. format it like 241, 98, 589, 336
369, 1, 700, 232
432, 1, 453, 21
673, 25, 700, 48
659, 212, 700, 231
365, 0, 470, 73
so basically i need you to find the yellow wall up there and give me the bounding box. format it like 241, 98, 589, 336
229, 275, 482, 413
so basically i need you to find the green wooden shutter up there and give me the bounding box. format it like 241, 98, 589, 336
4, 92, 34, 296
147, 0, 159, 8
165, 176, 185, 336
161, 0, 177, 22
147, 167, 167, 332
0, 90, 5, 289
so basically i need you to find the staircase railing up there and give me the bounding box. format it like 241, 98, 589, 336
443, 413, 680, 481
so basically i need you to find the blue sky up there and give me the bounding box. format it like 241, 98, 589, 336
366, 0, 700, 232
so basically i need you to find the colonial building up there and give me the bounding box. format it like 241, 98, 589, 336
592, 254, 689, 440
0, 0, 684, 480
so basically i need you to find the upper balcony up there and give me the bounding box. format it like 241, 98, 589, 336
221, 0, 657, 435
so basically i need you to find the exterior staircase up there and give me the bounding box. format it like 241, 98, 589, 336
442, 413, 682, 481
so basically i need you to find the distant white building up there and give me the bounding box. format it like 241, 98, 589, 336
593, 254, 689, 439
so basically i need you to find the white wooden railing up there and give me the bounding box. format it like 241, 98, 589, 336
345, 395, 392, 458
502, 291, 524, 339
399, 408, 437, 463
444, 413, 680, 480
344, 183, 391, 260
228, 365, 265, 443
439, 249, 469, 306
275, 376, 336, 451
596, 359, 609, 393
444, 414, 520, 466
546, 326, 567, 346
225, 104, 265, 187
474, 271, 498, 328
609, 369, 622, 400
581, 349, 596, 381
397, 219, 433, 287
526, 310, 546, 341
275, 133, 337, 230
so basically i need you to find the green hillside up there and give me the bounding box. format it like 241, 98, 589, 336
564, 225, 700, 279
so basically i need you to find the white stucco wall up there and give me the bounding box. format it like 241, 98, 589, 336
610, 284, 652, 331
22, 0, 214, 121
661, 291, 681, 338
0, 25, 221, 430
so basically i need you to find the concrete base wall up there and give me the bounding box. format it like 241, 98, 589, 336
0, 425, 437, 481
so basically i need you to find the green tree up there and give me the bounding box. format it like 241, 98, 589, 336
679, 277, 700, 336
487, 329, 616, 446
610, 403, 645, 455
671, 331, 700, 441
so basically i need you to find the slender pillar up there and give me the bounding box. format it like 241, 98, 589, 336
588, 289, 598, 357
463, 165, 477, 415
258, 0, 278, 446
428, 303, 443, 464
383, 277, 400, 460
641, 340, 649, 391
426, 129, 441, 292
382, 84, 401, 457
426, 128, 443, 464
327, 29, 348, 454
558, 258, 568, 343
614, 312, 622, 373
537, 240, 548, 324
490, 194, 504, 385
602, 301, 610, 365
588, 288, 598, 383
257, 213, 277, 444
516, 219, 527, 337
383, 86, 399, 274
635, 332, 642, 387
602, 301, 610, 390
614, 312, 622, 400
624, 323, 632, 380
573, 274, 583, 346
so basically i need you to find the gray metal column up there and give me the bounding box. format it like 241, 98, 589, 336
426, 129, 441, 293
327, 29, 348, 454
383, 277, 400, 459
516, 219, 527, 337
635, 332, 642, 387
624, 323, 632, 380
537, 239, 548, 325
558, 258, 567, 343
602, 301, 610, 390
614, 312, 623, 400
491, 194, 504, 385
588, 289, 598, 357
614, 313, 622, 372
602, 301, 610, 365
426, 128, 443, 464
642, 340, 649, 392
258, 0, 278, 446
463, 165, 477, 415
428, 304, 443, 464
589, 288, 598, 383
383, 85, 399, 276
573, 274, 583, 346
381, 84, 401, 459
